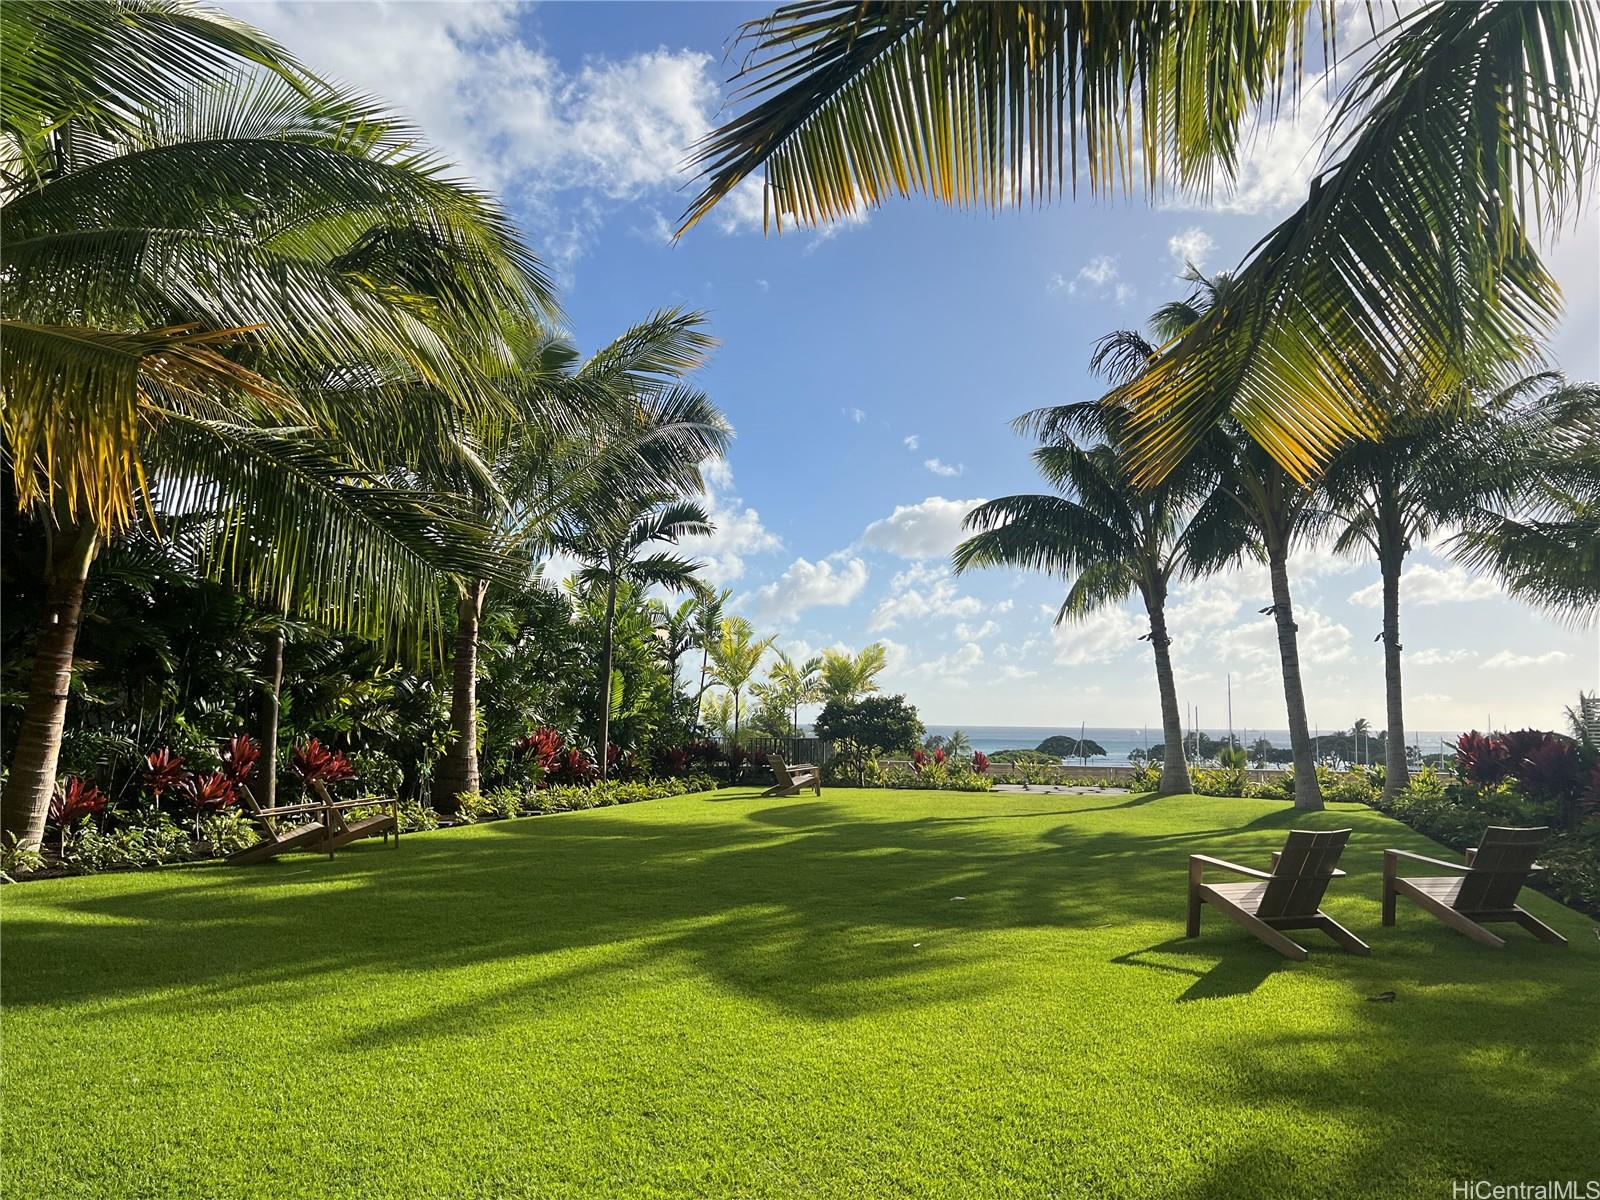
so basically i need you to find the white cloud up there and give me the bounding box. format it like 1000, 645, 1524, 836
1050, 255, 1133, 304
848, 407, 867, 424
676, 460, 781, 584
1483, 650, 1569, 669
924, 458, 964, 477
1171, 93, 1331, 217
903, 434, 920, 451
1348, 564, 1499, 608
1410, 648, 1476, 666
1213, 607, 1353, 667
992, 598, 1015, 614
1167, 226, 1215, 271
860, 496, 987, 559
905, 642, 985, 681
1050, 607, 1148, 666
743, 556, 869, 625
953, 620, 999, 641
869, 564, 985, 631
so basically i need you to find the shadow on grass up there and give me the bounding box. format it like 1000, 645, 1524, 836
1111, 938, 1284, 1002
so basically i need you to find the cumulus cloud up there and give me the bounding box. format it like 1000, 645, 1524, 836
1049, 255, 1134, 304
905, 642, 985, 681
1483, 650, 1569, 669
924, 458, 964, 477
1049, 607, 1147, 666
1169, 93, 1332, 217
869, 564, 985, 631
1213, 607, 1353, 667
676, 459, 781, 584
860, 496, 986, 559
1167, 225, 1215, 271
743, 556, 869, 625
953, 620, 999, 641
1348, 563, 1499, 608
1410, 648, 1476, 666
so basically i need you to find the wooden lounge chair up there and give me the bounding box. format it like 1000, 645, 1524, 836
1383, 826, 1567, 948
1187, 829, 1369, 961
761, 756, 821, 798
309, 780, 400, 852
228, 785, 330, 865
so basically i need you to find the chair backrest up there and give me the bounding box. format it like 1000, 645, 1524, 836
1257, 829, 1352, 918
769, 756, 790, 782
1455, 826, 1547, 914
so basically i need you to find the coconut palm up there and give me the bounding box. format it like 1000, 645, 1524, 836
679, 3, 1600, 483
1318, 372, 1543, 797
693, 588, 732, 720
561, 495, 714, 779
819, 645, 889, 705
0, 4, 550, 848
650, 597, 701, 700
955, 389, 1211, 797
766, 649, 824, 731
707, 617, 776, 746
1454, 381, 1600, 622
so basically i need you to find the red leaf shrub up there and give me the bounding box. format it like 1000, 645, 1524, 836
912, 748, 927, 772
1454, 731, 1507, 785
933, 747, 946, 766
187, 771, 239, 810
219, 735, 260, 785
517, 727, 564, 772
291, 738, 355, 785
972, 751, 990, 774
50, 777, 109, 826
1516, 736, 1583, 801
139, 748, 191, 798
661, 746, 690, 774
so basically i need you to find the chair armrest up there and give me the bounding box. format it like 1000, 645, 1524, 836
1384, 848, 1471, 873
1189, 854, 1274, 881
255, 801, 326, 819
1464, 847, 1477, 866
1329, 868, 1348, 878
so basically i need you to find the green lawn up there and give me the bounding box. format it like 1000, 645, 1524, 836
3, 788, 1595, 1199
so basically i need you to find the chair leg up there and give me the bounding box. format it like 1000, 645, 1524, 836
1402, 885, 1506, 948
1316, 915, 1371, 956
1186, 881, 1202, 939
1381, 852, 1397, 926
1204, 892, 1309, 961
1512, 909, 1568, 946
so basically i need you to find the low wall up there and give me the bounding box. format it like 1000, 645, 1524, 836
883, 761, 1290, 784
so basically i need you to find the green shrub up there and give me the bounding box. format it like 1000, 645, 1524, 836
395, 800, 441, 833
452, 790, 494, 824
195, 809, 260, 857
1126, 764, 1161, 793
63, 813, 191, 872
2, 833, 47, 879
483, 786, 525, 820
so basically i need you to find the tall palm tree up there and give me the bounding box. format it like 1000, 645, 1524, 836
650, 596, 701, 700
819, 645, 889, 705
766, 648, 824, 731
693, 588, 732, 721
427, 312, 725, 807
707, 617, 776, 746
562, 495, 713, 779
955, 392, 1209, 797
678, 3, 1599, 482
1318, 371, 1540, 797
1, 5, 549, 848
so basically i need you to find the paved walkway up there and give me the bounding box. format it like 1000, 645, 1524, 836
989, 784, 1131, 796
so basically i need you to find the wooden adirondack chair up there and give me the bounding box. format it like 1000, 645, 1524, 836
308, 779, 400, 852
1382, 826, 1566, 948
228, 785, 330, 865
762, 756, 821, 798
1187, 829, 1369, 961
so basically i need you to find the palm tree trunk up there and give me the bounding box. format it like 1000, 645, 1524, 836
258, 627, 285, 809
598, 576, 618, 781
1145, 593, 1191, 796
1268, 549, 1322, 810
694, 646, 710, 724
1380, 545, 1409, 800
1, 521, 99, 850
433, 579, 486, 808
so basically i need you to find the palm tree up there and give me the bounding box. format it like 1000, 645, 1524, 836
427, 312, 725, 807
650, 597, 701, 700
766, 649, 824, 732
1319, 375, 1538, 797
1454, 382, 1600, 622
707, 617, 775, 746
1, 5, 549, 848
942, 729, 973, 760
819, 645, 889, 705
955, 391, 1210, 797
693, 588, 732, 720
562, 494, 713, 779
678, 3, 1599, 483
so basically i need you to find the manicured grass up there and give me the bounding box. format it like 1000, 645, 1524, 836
3, 788, 1595, 1199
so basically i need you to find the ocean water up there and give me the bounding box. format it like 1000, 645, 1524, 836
919, 724, 1463, 766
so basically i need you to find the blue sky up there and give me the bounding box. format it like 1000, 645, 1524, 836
231, 1, 1599, 732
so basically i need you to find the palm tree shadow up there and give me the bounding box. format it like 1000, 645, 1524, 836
1112, 938, 1282, 1002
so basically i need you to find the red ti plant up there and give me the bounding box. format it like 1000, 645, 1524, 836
291, 738, 355, 789
554, 747, 595, 784
662, 746, 690, 775
1454, 731, 1508, 786
219, 735, 261, 786
972, 750, 990, 775
50, 777, 109, 855
912, 748, 928, 773
518, 727, 565, 774
187, 771, 239, 811
140, 748, 191, 803
933, 747, 946, 767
